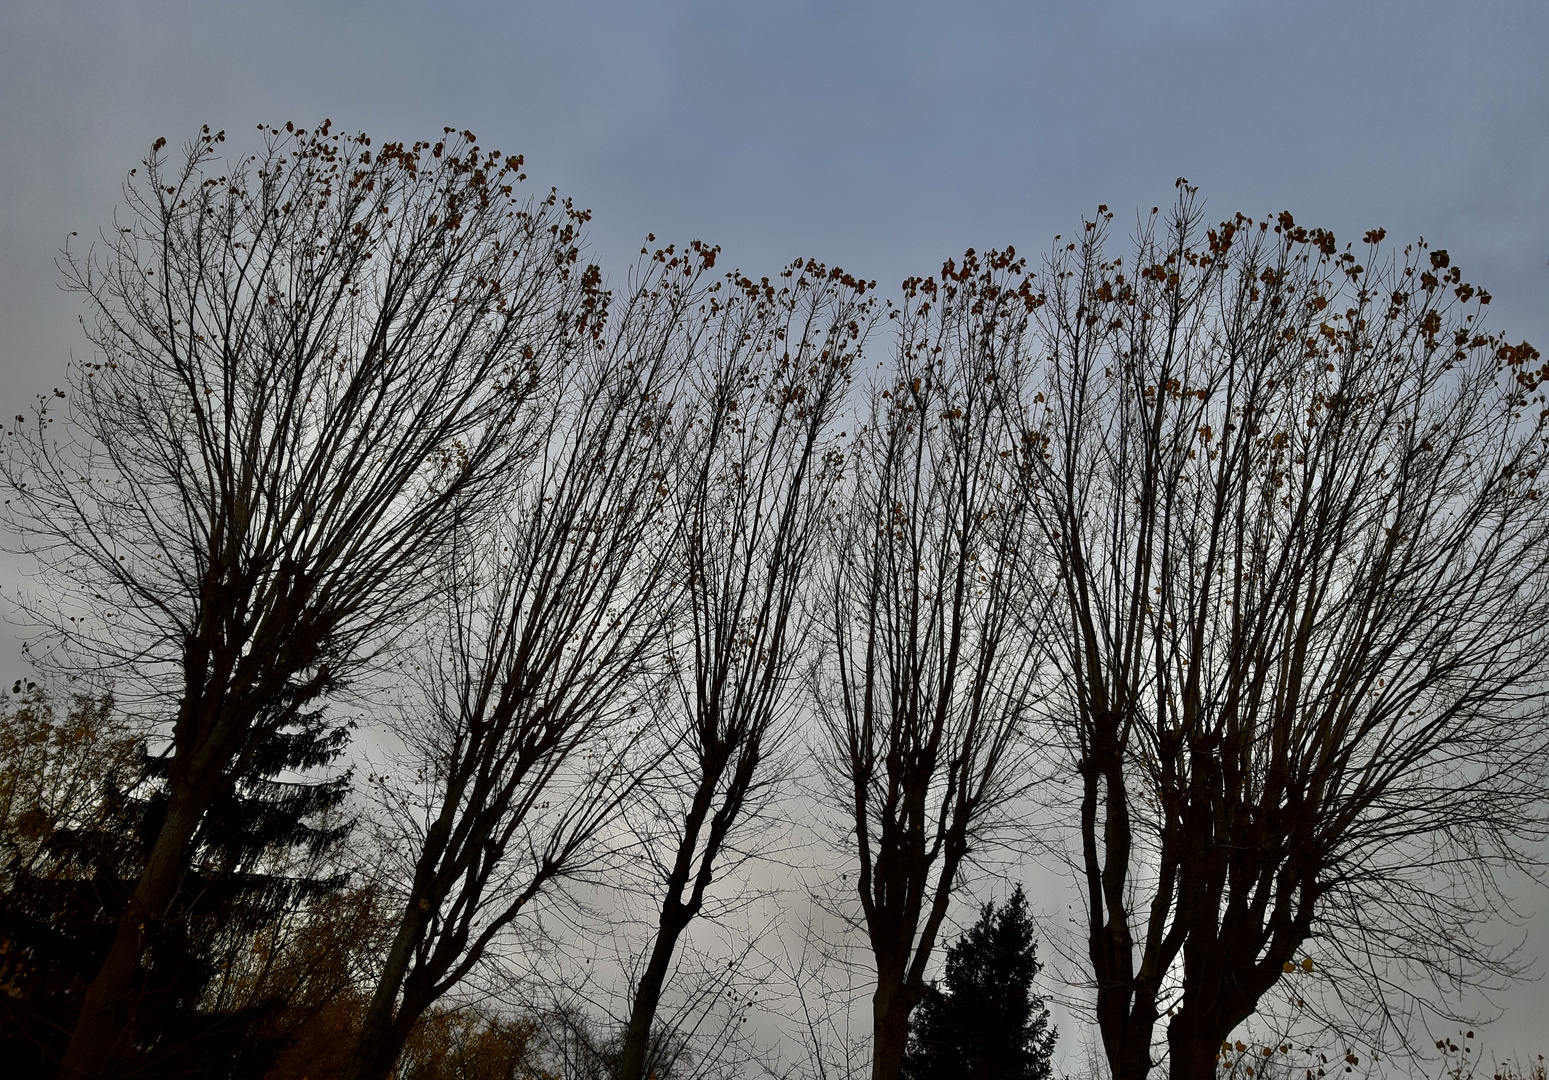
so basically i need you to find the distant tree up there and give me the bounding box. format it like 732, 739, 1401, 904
237, 886, 388, 1080
1, 122, 598, 1079
391, 1006, 543, 1080
902, 886, 1055, 1080
123, 701, 353, 1079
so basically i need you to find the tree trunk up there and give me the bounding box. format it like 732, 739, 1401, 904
870, 978, 917, 1080
1092, 982, 1159, 1080
1115, 1021, 1159, 1080
1166, 959, 1265, 1080
57, 794, 205, 1080
340, 895, 436, 1080
616, 911, 692, 1080
1169, 1021, 1230, 1080
616, 748, 731, 1080
341, 1000, 422, 1080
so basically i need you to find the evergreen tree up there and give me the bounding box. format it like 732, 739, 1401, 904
902, 886, 1056, 1080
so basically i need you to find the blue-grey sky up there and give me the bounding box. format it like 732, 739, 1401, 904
4, 0, 1546, 409
3, 0, 1547, 1067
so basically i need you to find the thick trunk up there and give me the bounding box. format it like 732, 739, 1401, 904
57, 795, 205, 1080
1167, 950, 1270, 1080
616, 912, 691, 1080
869, 978, 916, 1080
1086, 772, 1160, 1080
1169, 1020, 1231, 1080
1095, 997, 1159, 1080
1118, 1041, 1156, 1080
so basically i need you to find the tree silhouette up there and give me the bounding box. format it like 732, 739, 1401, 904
817, 247, 1042, 1080
1021, 188, 1549, 1080
2, 122, 598, 1079
902, 886, 1056, 1080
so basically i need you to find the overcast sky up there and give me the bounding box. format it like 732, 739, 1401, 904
2, 0, 1547, 1067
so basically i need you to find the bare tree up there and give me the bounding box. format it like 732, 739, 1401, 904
614, 259, 877, 1080
815, 250, 1044, 1080
1, 122, 597, 1078
1020, 189, 1549, 1080
341, 246, 715, 1080
0, 685, 132, 889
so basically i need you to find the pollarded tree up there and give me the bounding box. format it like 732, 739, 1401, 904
615, 257, 877, 1080
902, 886, 1056, 1080
342, 243, 713, 1080
816, 249, 1046, 1080
1, 122, 599, 1079
1019, 188, 1549, 1080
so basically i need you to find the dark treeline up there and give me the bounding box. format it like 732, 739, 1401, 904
2, 126, 1547, 1080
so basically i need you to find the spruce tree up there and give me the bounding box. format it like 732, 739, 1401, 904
902, 886, 1056, 1080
